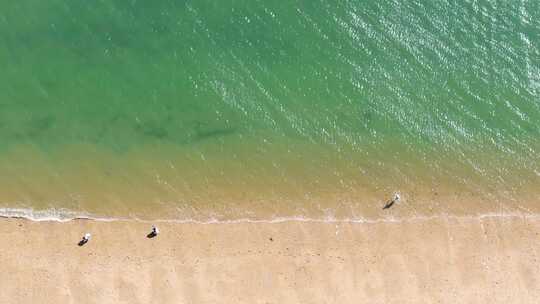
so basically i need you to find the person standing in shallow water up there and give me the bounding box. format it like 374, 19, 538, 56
383, 193, 400, 210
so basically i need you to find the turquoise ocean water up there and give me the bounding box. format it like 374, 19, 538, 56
0, 0, 539, 220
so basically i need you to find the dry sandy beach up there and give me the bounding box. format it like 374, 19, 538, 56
1, 214, 540, 303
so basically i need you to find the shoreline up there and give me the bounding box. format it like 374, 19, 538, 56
2, 206, 540, 224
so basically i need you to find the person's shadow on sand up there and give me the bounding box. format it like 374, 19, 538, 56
382, 200, 395, 210
78, 239, 88, 246
147, 232, 157, 238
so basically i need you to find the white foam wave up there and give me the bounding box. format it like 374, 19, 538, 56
1, 207, 539, 225
0, 207, 118, 222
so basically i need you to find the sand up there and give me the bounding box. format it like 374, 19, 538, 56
1, 215, 540, 303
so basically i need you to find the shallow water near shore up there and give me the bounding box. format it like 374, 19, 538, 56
0, 0, 539, 220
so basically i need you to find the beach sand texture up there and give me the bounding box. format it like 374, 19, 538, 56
1, 215, 539, 303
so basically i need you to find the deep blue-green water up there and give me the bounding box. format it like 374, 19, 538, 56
0, 0, 539, 220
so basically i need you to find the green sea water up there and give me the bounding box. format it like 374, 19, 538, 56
1, 0, 539, 220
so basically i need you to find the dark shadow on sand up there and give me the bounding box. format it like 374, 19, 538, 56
382, 200, 395, 210
147, 232, 157, 238
78, 239, 88, 246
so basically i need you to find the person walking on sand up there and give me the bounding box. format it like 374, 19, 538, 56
148, 225, 159, 238
78, 233, 91, 246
